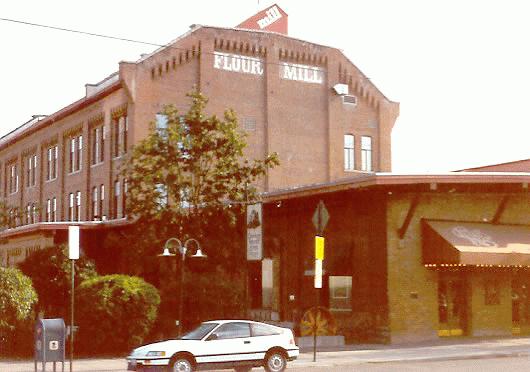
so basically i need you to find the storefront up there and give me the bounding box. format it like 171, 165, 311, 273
258, 173, 530, 343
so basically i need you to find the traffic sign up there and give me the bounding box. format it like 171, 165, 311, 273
312, 200, 329, 235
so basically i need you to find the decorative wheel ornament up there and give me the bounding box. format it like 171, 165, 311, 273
299, 306, 337, 336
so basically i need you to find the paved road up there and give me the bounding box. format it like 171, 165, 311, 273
3, 337, 530, 371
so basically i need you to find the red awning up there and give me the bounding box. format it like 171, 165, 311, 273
422, 220, 530, 267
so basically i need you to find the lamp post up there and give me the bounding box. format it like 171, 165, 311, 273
159, 237, 206, 336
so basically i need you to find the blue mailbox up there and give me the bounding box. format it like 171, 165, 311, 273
34, 318, 65, 372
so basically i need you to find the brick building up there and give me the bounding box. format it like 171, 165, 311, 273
0, 9, 398, 266
260, 173, 530, 343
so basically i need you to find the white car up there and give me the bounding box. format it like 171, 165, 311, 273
126, 319, 299, 372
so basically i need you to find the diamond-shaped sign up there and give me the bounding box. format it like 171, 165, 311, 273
312, 200, 329, 235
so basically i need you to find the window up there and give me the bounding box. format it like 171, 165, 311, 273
52, 197, 56, 222
68, 193, 74, 221
329, 276, 352, 312
32, 204, 38, 223
46, 199, 51, 222
213, 322, 251, 339
76, 191, 81, 221
69, 135, 82, 173
122, 179, 127, 217
251, 323, 281, 337
485, 280, 500, 305
99, 184, 105, 220
9, 163, 19, 194
156, 114, 168, 138
92, 186, 98, 220
361, 136, 372, 172
113, 114, 128, 157
26, 154, 37, 187
91, 126, 105, 165
25, 204, 31, 224
46, 145, 58, 181
344, 134, 354, 171
113, 180, 120, 218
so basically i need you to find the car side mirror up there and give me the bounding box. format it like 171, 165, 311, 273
206, 333, 218, 341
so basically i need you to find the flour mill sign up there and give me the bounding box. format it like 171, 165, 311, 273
213, 52, 325, 84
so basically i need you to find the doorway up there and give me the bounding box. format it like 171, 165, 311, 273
438, 275, 468, 336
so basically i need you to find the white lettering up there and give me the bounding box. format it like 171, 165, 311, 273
280, 62, 325, 84
213, 52, 264, 76
257, 5, 282, 29
213, 53, 223, 69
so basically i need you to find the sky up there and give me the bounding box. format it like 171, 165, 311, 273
1, 0, 529, 173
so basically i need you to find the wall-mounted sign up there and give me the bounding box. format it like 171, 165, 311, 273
280, 62, 324, 84
214, 52, 264, 75
257, 5, 282, 29
246, 203, 263, 260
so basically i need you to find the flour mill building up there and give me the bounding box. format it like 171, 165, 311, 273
0, 4, 399, 266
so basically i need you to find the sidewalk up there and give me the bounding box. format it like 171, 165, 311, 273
2, 336, 530, 371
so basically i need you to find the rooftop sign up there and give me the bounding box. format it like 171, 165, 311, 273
236, 4, 288, 35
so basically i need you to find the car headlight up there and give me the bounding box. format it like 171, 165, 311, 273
146, 351, 166, 357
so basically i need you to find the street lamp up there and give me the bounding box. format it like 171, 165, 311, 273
159, 237, 207, 336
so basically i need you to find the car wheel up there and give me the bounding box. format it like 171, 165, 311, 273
170, 357, 194, 372
264, 350, 286, 372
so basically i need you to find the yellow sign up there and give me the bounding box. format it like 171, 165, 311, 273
315, 236, 325, 260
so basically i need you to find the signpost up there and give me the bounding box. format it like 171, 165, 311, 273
68, 226, 79, 372
311, 200, 329, 362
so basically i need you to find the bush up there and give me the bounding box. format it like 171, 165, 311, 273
0, 267, 38, 356
18, 244, 97, 319
75, 274, 160, 355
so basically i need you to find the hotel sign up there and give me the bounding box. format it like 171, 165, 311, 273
213, 52, 325, 84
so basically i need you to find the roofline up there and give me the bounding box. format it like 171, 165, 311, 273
0, 80, 121, 152
0, 218, 130, 239
456, 158, 530, 171
262, 172, 530, 202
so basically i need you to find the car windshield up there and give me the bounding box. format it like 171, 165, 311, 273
180, 322, 219, 340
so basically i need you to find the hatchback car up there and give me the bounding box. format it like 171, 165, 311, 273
126, 319, 299, 371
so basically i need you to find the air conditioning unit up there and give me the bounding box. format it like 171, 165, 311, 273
342, 95, 357, 106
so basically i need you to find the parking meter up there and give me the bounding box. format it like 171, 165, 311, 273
34, 318, 65, 372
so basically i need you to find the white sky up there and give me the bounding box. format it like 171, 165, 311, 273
1, 0, 529, 172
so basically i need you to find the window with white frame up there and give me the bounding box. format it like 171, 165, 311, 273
9, 163, 19, 194
91, 126, 105, 165
46, 199, 51, 222
76, 191, 81, 221
32, 203, 38, 223
112, 114, 128, 157
155, 114, 168, 139
26, 154, 37, 188
69, 134, 82, 173
92, 186, 98, 220
361, 136, 372, 172
99, 184, 105, 220
113, 180, 120, 218
344, 134, 355, 171
46, 145, 58, 181
155, 183, 168, 208
25, 203, 31, 224
122, 179, 127, 217
68, 193, 74, 221
52, 197, 56, 222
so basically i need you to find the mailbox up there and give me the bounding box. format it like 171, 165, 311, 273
35, 318, 65, 371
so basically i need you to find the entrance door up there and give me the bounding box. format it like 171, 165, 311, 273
438, 276, 468, 336
512, 276, 530, 334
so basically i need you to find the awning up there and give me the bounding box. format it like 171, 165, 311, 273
422, 220, 530, 267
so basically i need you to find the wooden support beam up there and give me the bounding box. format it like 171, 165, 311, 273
398, 194, 421, 239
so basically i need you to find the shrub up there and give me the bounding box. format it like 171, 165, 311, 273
18, 244, 97, 319
0, 267, 38, 356
75, 274, 160, 355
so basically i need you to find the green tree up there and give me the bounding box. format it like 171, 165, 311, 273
123, 91, 278, 240
0, 267, 38, 355
75, 274, 160, 354
18, 244, 97, 319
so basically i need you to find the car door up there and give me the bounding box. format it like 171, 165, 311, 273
195, 322, 254, 365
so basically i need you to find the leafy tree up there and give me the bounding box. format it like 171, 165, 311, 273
18, 244, 97, 319
75, 274, 160, 354
123, 91, 278, 241
0, 267, 38, 355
